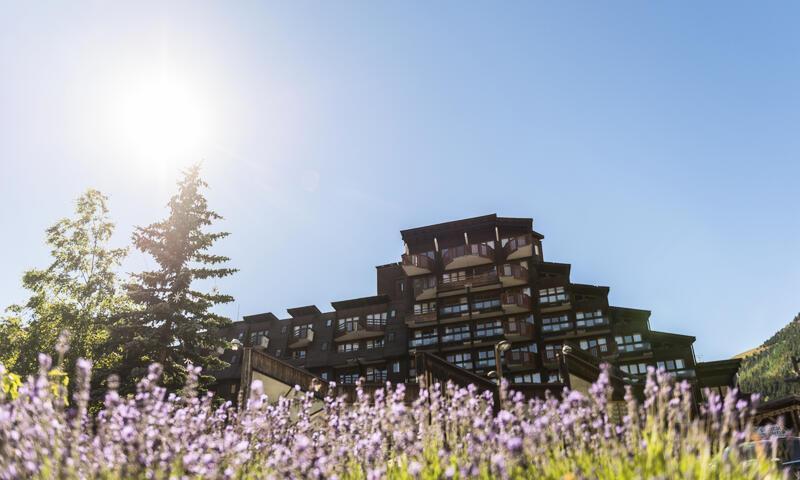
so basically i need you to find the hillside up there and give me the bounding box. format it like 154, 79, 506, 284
738, 313, 800, 401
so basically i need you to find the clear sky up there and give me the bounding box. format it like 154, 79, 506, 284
1, 2, 798, 361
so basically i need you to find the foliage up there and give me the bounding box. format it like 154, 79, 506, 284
3, 189, 128, 381
112, 164, 236, 393
0, 367, 21, 401
0, 355, 783, 479
738, 312, 800, 401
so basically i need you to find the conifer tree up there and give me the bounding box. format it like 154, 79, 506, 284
114, 165, 236, 392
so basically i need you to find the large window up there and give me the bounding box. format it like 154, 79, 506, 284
620, 363, 649, 376
510, 343, 538, 354
538, 286, 567, 304
545, 343, 562, 361
338, 372, 359, 385
578, 337, 608, 355
366, 312, 388, 327
409, 328, 437, 348
657, 359, 688, 373
447, 352, 473, 370
475, 319, 503, 338
472, 296, 501, 312
615, 333, 647, 353
413, 301, 436, 315
541, 314, 572, 333
475, 350, 496, 368
250, 330, 269, 347
366, 338, 384, 350
337, 342, 359, 353
365, 367, 387, 383
575, 310, 607, 328
512, 373, 541, 384
442, 324, 471, 343
439, 298, 469, 317
337, 317, 360, 333
441, 270, 467, 285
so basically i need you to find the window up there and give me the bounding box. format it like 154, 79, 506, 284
281, 325, 288, 334
293, 324, 312, 338
326, 319, 332, 328
275, 349, 282, 357
620, 363, 649, 375
512, 373, 541, 384
230, 354, 239, 364
337, 342, 359, 353
439, 298, 469, 317
337, 317, 360, 333
250, 330, 269, 348
575, 310, 607, 328
542, 314, 572, 333
446, 352, 473, 370
544, 344, 562, 361
657, 359, 687, 372
510, 343, 538, 354
387, 332, 395, 342
442, 324, 471, 343
365, 367, 387, 383
392, 361, 400, 373
578, 337, 608, 355
547, 373, 561, 383
292, 350, 306, 360
366, 338, 384, 350
441, 270, 467, 285
409, 328, 437, 347
538, 286, 567, 304
475, 350, 496, 368
615, 333, 647, 353
475, 319, 503, 338
338, 372, 359, 385
413, 301, 437, 315
321, 341, 329, 351
472, 296, 501, 312
321, 372, 329, 381
366, 312, 388, 326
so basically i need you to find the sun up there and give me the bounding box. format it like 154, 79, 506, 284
110, 69, 214, 171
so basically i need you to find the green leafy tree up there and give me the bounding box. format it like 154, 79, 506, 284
113, 165, 236, 392
5, 190, 128, 378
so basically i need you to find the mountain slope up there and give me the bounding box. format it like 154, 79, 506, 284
738, 313, 800, 401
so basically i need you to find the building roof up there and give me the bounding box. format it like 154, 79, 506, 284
400, 214, 536, 243
287, 305, 322, 317
331, 294, 390, 311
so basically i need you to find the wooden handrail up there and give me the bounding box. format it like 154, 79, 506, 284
441, 243, 494, 265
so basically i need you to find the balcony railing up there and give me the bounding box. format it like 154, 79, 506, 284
505, 351, 537, 370
334, 321, 384, 342
501, 292, 531, 313
504, 234, 534, 260
503, 317, 535, 340
441, 332, 471, 344
441, 243, 494, 270
401, 253, 435, 276
438, 271, 499, 292
288, 328, 314, 349
499, 263, 528, 287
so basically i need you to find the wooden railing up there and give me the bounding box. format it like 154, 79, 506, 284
503, 234, 531, 256
414, 351, 500, 408
334, 320, 384, 339
438, 271, 499, 292
499, 263, 528, 281
441, 243, 494, 266
501, 292, 531, 310
505, 350, 537, 368
503, 317, 534, 338
402, 253, 435, 270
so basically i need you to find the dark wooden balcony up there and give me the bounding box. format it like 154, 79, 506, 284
405, 311, 437, 327
501, 292, 531, 313
441, 243, 494, 270
288, 328, 314, 349
503, 317, 535, 341
334, 321, 384, 342
412, 276, 437, 300
438, 271, 499, 293
499, 263, 528, 287
504, 234, 534, 260
505, 350, 537, 370
401, 253, 435, 276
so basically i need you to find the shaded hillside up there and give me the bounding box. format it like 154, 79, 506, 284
738, 313, 800, 401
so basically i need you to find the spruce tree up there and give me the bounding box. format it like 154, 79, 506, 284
114, 165, 236, 392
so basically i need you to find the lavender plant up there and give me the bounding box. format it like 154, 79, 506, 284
0, 354, 783, 479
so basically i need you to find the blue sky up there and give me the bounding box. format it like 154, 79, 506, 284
1, 2, 798, 361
